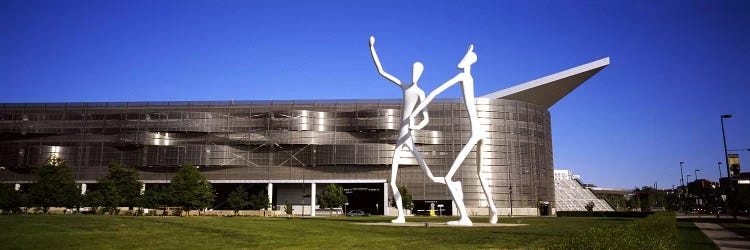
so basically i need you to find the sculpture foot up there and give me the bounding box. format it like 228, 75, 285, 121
489, 211, 498, 224
447, 217, 472, 226
391, 217, 406, 223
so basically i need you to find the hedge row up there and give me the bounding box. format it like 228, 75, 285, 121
545, 212, 678, 249
556, 211, 654, 218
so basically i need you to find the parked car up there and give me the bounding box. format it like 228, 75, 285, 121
346, 209, 371, 216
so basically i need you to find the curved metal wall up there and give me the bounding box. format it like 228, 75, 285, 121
0, 99, 554, 210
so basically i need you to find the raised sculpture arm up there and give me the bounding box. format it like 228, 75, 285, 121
369, 36, 401, 86
411, 91, 430, 130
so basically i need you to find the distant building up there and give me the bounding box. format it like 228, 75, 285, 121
554, 169, 615, 211
720, 173, 750, 213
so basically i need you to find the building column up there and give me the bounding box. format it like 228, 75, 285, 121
14, 183, 20, 191
383, 182, 389, 216
311, 183, 316, 216
80, 183, 87, 195
140, 183, 145, 195
267, 183, 273, 210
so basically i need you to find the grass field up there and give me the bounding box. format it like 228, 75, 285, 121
677, 219, 720, 250
0, 214, 712, 249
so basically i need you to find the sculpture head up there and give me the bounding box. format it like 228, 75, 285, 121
457, 45, 477, 69
412, 62, 424, 84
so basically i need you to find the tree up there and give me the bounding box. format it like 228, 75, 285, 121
81, 191, 103, 214
170, 163, 215, 215
95, 161, 143, 213
585, 201, 595, 211
0, 184, 23, 214
29, 157, 80, 214
284, 200, 293, 216
248, 190, 269, 210
227, 186, 250, 215
399, 186, 414, 210
318, 183, 348, 213
391, 186, 414, 211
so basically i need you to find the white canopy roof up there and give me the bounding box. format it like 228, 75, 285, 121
481, 57, 610, 109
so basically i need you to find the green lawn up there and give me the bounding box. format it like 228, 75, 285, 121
677, 219, 719, 250
0, 215, 679, 249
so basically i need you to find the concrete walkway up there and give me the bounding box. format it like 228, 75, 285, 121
693, 222, 750, 250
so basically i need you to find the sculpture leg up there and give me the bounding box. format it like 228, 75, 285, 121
445, 136, 481, 226
407, 142, 445, 184
390, 144, 406, 223
476, 138, 498, 224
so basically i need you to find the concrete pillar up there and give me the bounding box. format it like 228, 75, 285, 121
14, 183, 20, 191
267, 183, 273, 210
140, 183, 145, 195
383, 182, 389, 216
80, 183, 87, 195
311, 183, 316, 216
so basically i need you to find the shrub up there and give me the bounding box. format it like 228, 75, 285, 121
284, 200, 293, 216
556, 211, 653, 218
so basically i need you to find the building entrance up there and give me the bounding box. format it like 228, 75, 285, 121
341, 183, 384, 215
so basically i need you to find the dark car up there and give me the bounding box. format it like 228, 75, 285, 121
346, 209, 371, 216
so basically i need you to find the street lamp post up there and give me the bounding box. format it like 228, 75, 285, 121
720, 114, 737, 220
509, 186, 513, 217
680, 161, 686, 212
685, 175, 693, 213
718, 162, 723, 188
694, 169, 701, 210
680, 162, 685, 187
694, 169, 700, 181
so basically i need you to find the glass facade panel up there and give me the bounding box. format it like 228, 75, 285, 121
0, 98, 554, 210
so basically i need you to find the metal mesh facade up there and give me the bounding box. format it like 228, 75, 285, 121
0, 98, 554, 210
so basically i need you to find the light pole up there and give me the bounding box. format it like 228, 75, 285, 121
687, 174, 692, 211
720, 114, 737, 220
509, 185, 513, 217
679, 162, 686, 212
680, 162, 685, 187
694, 169, 701, 210
694, 169, 700, 182
718, 162, 723, 188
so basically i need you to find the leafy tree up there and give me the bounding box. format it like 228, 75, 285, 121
248, 190, 270, 210
141, 186, 168, 209
95, 161, 143, 213
81, 190, 103, 214
399, 186, 414, 210
170, 163, 215, 215
585, 201, 595, 211
390, 185, 414, 211
227, 186, 250, 215
0, 184, 23, 214
318, 183, 348, 213
284, 200, 293, 216
29, 157, 80, 214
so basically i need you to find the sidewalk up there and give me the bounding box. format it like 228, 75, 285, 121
692, 222, 750, 250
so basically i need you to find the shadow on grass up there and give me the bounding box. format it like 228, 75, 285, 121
677, 220, 720, 250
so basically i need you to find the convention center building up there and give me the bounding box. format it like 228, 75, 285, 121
0, 58, 608, 216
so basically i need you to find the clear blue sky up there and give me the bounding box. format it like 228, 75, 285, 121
2, 0, 749, 189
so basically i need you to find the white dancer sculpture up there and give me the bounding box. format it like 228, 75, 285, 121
410, 44, 498, 226
369, 36, 445, 223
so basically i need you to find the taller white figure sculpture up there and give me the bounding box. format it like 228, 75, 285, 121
410, 45, 498, 226
369, 36, 445, 223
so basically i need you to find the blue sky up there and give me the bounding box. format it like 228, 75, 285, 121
2, 0, 749, 189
